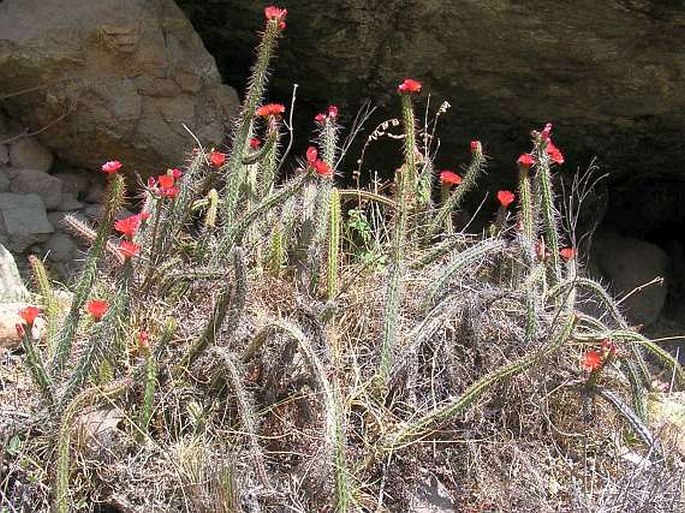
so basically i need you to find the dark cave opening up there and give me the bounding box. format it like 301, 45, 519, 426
596, 176, 685, 332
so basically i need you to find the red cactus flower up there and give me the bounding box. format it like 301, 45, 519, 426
101, 160, 122, 175
249, 137, 261, 149
19, 306, 41, 326
582, 350, 603, 372
470, 140, 482, 154
170, 168, 183, 179
517, 153, 535, 169
546, 141, 565, 165
541, 122, 553, 141
398, 78, 422, 94
264, 6, 287, 30
314, 112, 326, 124
306, 146, 318, 165
256, 103, 286, 119
86, 299, 109, 321
560, 247, 576, 262
439, 170, 462, 186
328, 105, 339, 119
497, 190, 515, 208
209, 151, 227, 168
157, 174, 174, 189
15, 323, 25, 338
119, 240, 140, 260
114, 214, 142, 239
313, 159, 332, 177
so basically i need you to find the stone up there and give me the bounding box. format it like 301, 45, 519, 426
6, 168, 63, 210
52, 169, 92, 199
0, 144, 9, 165
0, 301, 28, 348
84, 181, 106, 204
0, 243, 29, 302
410, 473, 457, 512
0, 168, 9, 192
0, 0, 239, 177
55, 193, 84, 212
8, 137, 53, 172
590, 231, 669, 326
45, 232, 78, 263
0, 193, 53, 253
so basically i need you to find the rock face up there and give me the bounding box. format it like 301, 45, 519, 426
591, 231, 670, 326
178, 0, 685, 179
0, 0, 239, 176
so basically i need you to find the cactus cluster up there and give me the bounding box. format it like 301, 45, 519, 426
4, 5, 684, 513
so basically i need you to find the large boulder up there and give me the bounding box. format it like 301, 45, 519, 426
590, 231, 669, 326
0, 0, 239, 176
178, 1, 685, 180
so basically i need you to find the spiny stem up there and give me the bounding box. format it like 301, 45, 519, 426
28, 255, 60, 355
534, 148, 561, 282
327, 188, 341, 300
181, 248, 247, 369
222, 19, 284, 224
21, 330, 53, 404
53, 174, 125, 373
428, 147, 486, 237
381, 311, 577, 452
517, 165, 536, 264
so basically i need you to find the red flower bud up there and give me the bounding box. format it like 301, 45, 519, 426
397, 78, 422, 94
86, 299, 109, 321
497, 190, 515, 208
439, 170, 462, 186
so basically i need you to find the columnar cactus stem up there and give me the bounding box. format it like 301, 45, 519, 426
517, 161, 536, 263
429, 144, 486, 237
534, 149, 561, 281
53, 174, 125, 373
327, 188, 341, 299
222, 12, 285, 224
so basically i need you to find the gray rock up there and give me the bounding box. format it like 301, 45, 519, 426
52, 169, 91, 198
84, 181, 105, 204
591, 231, 669, 326
0, 144, 9, 165
410, 473, 457, 512
6, 167, 63, 210
0, 193, 53, 252
0, 242, 29, 302
0, 0, 239, 177
45, 232, 77, 263
8, 137, 53, 172
0, 169, 9, 192
47, 211, 67, 229
55, 192, 84, 212
84, 204, 104, 221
